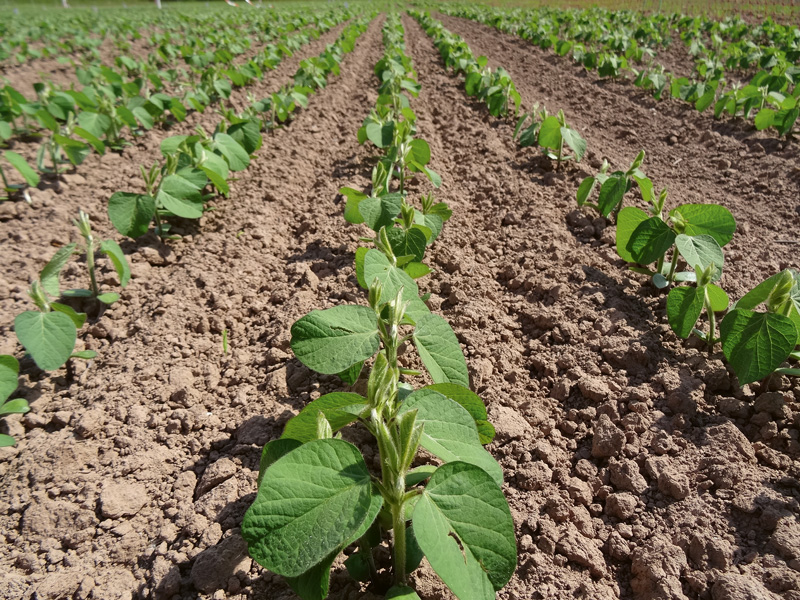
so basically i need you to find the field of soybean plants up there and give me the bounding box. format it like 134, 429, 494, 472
0, 0, 799, 598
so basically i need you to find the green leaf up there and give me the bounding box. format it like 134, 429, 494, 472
73, 127, 105, 154
0, 433, 18, 447
387, 227, 427, 263
409, 138, 431, 166
0, 398, 29, 416
108, 192, 155, 238
597, 174, 629, 217
213, 132, 250, 171
0, 355, 20, 403
413, 462, 516, 597
4, 151, 40, 187
365, 122, 394, 148
398, 389, 503, 485
359, 193, 403, 232
14, 310, 76, 371
561, 127, 586, 161
537, 115, 562, 151
628, 216, 676, 265
50, 302, 87, 328
96, 292, 119, 304
576, 176, 596, 206
670, 203, 736, 246
338, 361, 363, 385
425, 383, 495, 444
76, 111, 111, 138
282, 392, 368, 443
53, 135, 90, 166
674, 234, 724, 281
344, 551, 371, 581
362, 250, 430, 323
227, 119, 262, 154
70, 350, 97, 361
341, 187, 367, 225
406, 464, 438, 487
39, 243, 76, 297
423, 166, 442, 188
755, 108, 776, 130
242, 439, 382, 577
99, 239, 130, 287
721, 309, 799, 385
291, 306, 380, 374
707, 284, 730, 312
403, 262, 432, 279
157, 174, 204, 219
616, 206, 649, 263
257, 438, 302, 488
667, 286, 705, 339
412, 314, 469, 387
386, 586, 422, 600
355, 247, 368, 289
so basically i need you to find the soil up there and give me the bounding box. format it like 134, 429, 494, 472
1, 8, 800, 600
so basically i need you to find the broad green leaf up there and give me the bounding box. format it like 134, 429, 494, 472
670, 204, 736, 246
76, 111, 111, 138
341, 187, 367, 225
406, 464, 438, 487
338, 360, 363, 385
160, 135, 190, 155
675, 234, 724, 281
257, 438, 302, 487
386, 227, 427, 263
597, 174, 628, 217
413, 462, 516, 596
51, 303, 87, 329
0, 433, 18, 447
96, 292, 119, 304
537, 115, 562, 151
70, 350, 97, 361
412, 314, 469, 387
40, 243, 76, 297
363, 250, 429, 323
365, 122, 394, 148
425, 383, 495, 444
73, 127, 105, 154
108, 192, 155, 238
99, 240, 130, 287
241, 439, 382, 577
707, 284, 730, 312
54, 135, 90, 166
282, 392, 368, 443
403, 262, 432, 279
414, 211, 444, 244
734, 270, 797, 311
227, 119, 262, 154
359, 193, 403, 232
4, 151, 40, 187
628, 216, 676, 265
157, 174, 204, 219
667, 286, 704, 339
561, 127, 586, 161
616, 206, 649, 263
398, 389, 502, 485
423, 166, 442, 188
291, 305, 379, 374
213, 132, 249, 171
0, 398, 29, 416
132, 105, 154, 129
721, 309, 798, 385
755, 108, 776, 130
632, 175, 654, 205
409, 138, 431, 165
14, 310, 76, 371
0, 355, 19, 403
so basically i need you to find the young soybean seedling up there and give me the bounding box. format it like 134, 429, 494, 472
1, 151, 40, 203
667, 261, 729, 349
577, 150, 648, 218
515, 107, 586, 170
242, 279, 516, 600
720, 269, 800, 385
0, 355, 29, 447
64, 210, 131, 305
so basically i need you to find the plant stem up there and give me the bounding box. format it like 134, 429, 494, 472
666, 248, 680, 283
392, 499, 407, 585
705, 292, 716, 353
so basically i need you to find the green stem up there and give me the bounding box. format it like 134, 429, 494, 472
86, 233, 99, 297
705, 291, 716, 352
0, 166, 10, 191
666, 248, 680, 283
392, 500, 407, 586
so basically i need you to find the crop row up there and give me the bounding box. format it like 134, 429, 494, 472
436, 3, 799, 137
0, 12, 374, 448
0, 8, 352, 199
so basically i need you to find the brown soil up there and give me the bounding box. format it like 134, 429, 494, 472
1, 8, 800, 600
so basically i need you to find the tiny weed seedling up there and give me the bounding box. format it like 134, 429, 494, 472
243, 278, 516, 600
0, 355, 29, 447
